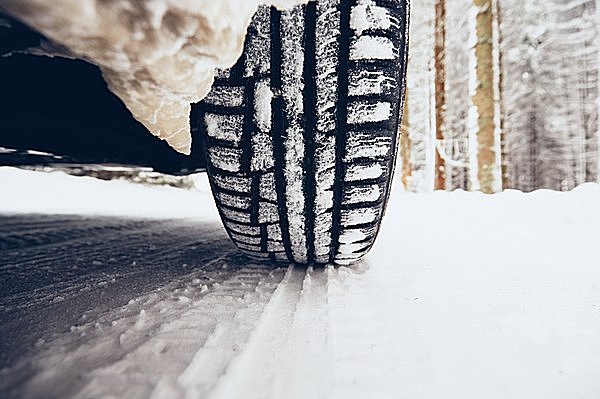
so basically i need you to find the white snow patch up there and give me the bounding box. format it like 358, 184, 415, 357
254, 80, 273, 133
205, 114, 244, 145
350, 36, 396, 60
0, 167, 216, 220
347, 101, 391, 124
345, 163, 384, 181
350, 0, 392, 36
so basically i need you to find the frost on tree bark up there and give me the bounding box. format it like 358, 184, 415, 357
468, 0, 502, 193
398, 0, 436, 192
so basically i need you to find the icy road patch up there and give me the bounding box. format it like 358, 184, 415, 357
1, 167, 600, 398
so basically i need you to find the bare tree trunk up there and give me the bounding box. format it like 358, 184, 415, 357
493, 0, 507, 190
434, 0, 447, 190
469, 0, 502, 193
400, 89, 412, 190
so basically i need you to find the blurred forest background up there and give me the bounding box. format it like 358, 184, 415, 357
399, 0, 599, 193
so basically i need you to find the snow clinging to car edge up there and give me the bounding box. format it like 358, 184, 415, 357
0, 0, 309, 154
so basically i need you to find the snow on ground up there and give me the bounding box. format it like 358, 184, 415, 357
1, 166, 600, 399
0, 166, 216, 219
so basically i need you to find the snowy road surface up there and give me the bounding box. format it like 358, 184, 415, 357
1, 167, 600, 399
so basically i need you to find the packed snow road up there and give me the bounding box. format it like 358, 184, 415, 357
1, 167, 600, 399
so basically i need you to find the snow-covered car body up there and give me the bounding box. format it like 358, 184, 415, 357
0, 15, 207, 175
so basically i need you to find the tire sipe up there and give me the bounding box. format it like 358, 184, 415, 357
196, 0, 410, 265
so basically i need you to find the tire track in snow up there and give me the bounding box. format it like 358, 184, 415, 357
206, 265, 332, 399
2, 252, 286, 399
0, 215, 159, 252
179, 265, 306, 398
0, 215, 233, 369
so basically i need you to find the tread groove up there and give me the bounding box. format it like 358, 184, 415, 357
270, 7, 295, 262
330, 0, 353, 263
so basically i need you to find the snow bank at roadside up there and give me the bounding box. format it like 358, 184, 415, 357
3, 165, 600, 224
0, 166, 217, 219
0, 0, 308, 154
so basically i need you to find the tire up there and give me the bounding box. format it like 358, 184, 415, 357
196, 0, 409, 265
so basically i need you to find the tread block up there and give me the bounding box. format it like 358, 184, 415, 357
345, 162, 385, 182
348, 69, 395, 96
339, 226, 377, 244
217, 193, 251, 210
350, 35, 396, 60
221, 207, 251, 223
213, 174, 252, 193
267, 224, 283, 241
208, 147, 243, 172
314, 212, 333, 259
339, 241, 370, 255
251, 133, 275, 172
205, 113, 244, 145
204, 86, 245, 107
314, 133, 336, 214
281, 7, 305, 120
350, 0, 395, 36
258, 202, 279, 224
259, 173, 278, 201
254, 79, 273, 132
231, 233, 262, 245
340, 207, 380, 226
344, 132, 392, 161
347, 100, 392, 125
245, 6, 271, 77
224, 221, 260, 237
343, 183, 383, 205
315, 0, 340, 134
334, 250, 368, 265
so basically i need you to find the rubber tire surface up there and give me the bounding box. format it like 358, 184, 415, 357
196, 0, 409, 265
